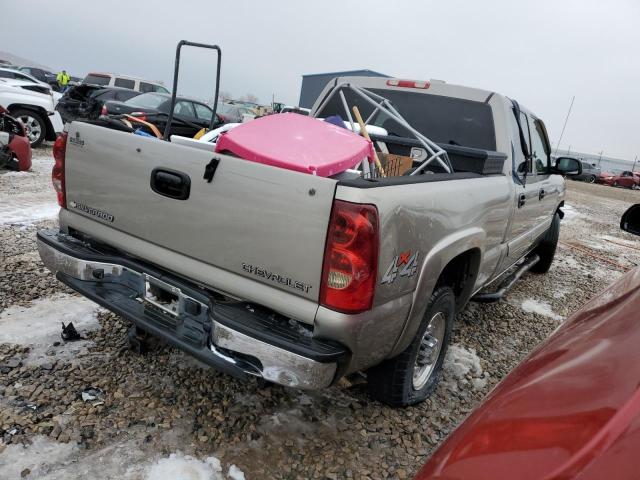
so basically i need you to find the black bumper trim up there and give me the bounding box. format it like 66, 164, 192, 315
39, 229, 349, 365
58, 272, 251, 381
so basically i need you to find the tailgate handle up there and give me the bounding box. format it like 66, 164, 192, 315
150, 168, 191, 200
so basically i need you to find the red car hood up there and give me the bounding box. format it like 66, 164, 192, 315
417, 267, 640, 480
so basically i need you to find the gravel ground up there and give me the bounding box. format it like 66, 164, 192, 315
1, 153, 639, 480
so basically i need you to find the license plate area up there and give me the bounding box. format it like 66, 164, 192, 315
142, 274, 182, 317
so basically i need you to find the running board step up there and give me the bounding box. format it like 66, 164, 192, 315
471, 254, 540, 303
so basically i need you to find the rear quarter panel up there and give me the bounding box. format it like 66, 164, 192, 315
316, 176, 512, 371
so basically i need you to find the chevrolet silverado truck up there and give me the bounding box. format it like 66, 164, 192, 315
37, 76, 580, 406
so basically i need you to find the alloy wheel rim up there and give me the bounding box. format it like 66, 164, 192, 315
412, 311, 446, 390
19, 115, 42, 144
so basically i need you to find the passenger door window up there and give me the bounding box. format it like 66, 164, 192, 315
174, 101, 195, 117
139, 82, 154, 93
193, 103, 213, 122
114, 78, 135, 89
529, 117, 550, 175
516, 112, 532, 179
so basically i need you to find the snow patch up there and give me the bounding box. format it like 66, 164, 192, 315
0, 437, 245, 480
228, 465, 246, 480
443, 344, 487, 390
145, 453, 225, 480
0, 199, 59, 225
521, 299, 563, 321
0, 435, 78, 479
0, 170, 31, 177
0, 294, 102, 365
562, 203, 579, 221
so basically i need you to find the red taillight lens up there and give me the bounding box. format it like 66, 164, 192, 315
320, 200, 379, 314
100, 105, 108, 116
52, 132, 67, 208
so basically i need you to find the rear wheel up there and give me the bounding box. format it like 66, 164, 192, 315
531, 212, 560, 274
366, 287, 455, 407
588, 175, 596, 183
12, 109, 46, 147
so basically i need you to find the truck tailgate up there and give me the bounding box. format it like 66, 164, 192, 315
63, 123, 337, 304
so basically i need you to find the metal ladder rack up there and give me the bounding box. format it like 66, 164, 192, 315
312, 81, 453, 176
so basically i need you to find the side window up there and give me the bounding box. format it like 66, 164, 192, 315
193, 103, 213, 121
174, 101, 195, 117
139, 82, 154, 93
529, 117, 550, 175
0, 71, 14, 78
114, 78, 135, 89
516, 112, 532, 176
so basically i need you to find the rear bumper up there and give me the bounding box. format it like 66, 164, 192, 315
37, 229, 348, 389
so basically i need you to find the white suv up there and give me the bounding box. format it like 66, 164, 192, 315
0, 79, 64, 147
83, 72, 169, 94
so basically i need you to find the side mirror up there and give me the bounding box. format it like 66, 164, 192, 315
554, 157, 582, 175
621, 204, 640, 236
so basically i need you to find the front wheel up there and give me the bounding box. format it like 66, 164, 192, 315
531, 212, 560, 274
366, 287, 455, 407
12, 109, 46, 147
588, 175, 596, 183
613, 180, 619, 187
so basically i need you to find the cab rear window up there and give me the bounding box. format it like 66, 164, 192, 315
317, 88, 496, 151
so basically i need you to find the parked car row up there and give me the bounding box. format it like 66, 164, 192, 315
558, 156, 640, 189
598, 170, 640, 189
55, 84, 142, 124
100, 92, 224, 138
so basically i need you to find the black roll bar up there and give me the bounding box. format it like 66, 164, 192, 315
163, 40, 222, 141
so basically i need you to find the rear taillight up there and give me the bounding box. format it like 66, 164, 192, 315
386, 79, 430, 89
100, 105, 108, 116
320, 200, 379, 314
52, 132, 67, 208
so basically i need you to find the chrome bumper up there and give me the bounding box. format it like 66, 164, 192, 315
37, 232, 337, 389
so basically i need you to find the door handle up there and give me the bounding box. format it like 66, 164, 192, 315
539, 188, 545, 200
518, 193, 526, 208
150, 168, 191, 200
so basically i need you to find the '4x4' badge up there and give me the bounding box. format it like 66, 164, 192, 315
381, 251, 419, 284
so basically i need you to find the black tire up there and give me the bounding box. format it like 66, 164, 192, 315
366, 286, 455, 407
531, 212, 560, 274
613, 180, 619, 187
588, 175, 596, 183
12, 109, 46, 147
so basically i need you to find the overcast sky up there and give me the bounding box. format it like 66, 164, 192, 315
2, 0, 638, 160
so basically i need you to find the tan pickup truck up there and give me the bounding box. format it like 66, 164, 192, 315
38, 77, 580, 406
